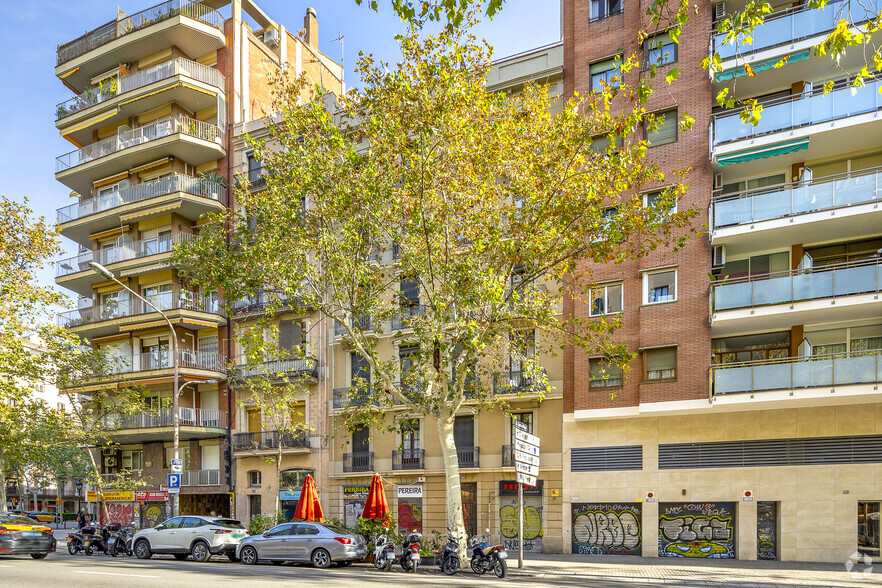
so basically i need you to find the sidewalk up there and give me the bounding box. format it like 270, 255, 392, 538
506, 553, 879, 587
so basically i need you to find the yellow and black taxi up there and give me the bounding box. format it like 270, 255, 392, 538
0, 514, 56, 558
26, 512, 58, 524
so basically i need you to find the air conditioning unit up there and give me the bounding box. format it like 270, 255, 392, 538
714, 2, 726, 21
263, 28, 280, 47
712, 245, 726, 268
714, 173, 723, 191
104, 456, 117, 467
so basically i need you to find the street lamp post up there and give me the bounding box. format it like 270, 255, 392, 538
89, 262, 182, 515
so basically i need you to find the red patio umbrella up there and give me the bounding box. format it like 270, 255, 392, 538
294, 474, 325, 522
362, 473, 390, 520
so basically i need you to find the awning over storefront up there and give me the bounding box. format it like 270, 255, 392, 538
715, 49, 810, 82
717, 137, 810, 166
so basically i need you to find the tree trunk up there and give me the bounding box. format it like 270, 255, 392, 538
0, 446, 7, 513
275, 448, 282, 520
85, 449, 109, 524
436, 413, 467, 558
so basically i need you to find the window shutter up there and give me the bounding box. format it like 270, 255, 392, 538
646, 348, 676, 372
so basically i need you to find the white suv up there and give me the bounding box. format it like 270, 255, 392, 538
133, 516, 248, 562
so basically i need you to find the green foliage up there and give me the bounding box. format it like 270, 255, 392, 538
248, 513, 287, 536
356, 0, 504, 28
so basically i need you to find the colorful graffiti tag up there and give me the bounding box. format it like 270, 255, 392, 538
757, 501, 778, 560
658, 503, 735, 559
500, 502, 543, 553
572, 503, 642, 555
100, 502, 134, 526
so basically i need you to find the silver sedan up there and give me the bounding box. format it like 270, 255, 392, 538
236, 522, 367, 568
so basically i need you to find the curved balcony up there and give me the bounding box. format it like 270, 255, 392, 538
711, 168, 882, 255
56, 232, 194, 295
710, 259, 882, 334
57, 291, 225, 338
89, 350, 227, 386
712, 77, 882, 166
104, 406, 227, 443
56, 174, 226, 243
56, 116, 225, 196
56, 1, 226, 91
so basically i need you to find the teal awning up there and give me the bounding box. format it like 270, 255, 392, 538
715, 49, 810, 82
717, 137, 810, 166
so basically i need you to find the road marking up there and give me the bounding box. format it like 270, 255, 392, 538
73, 571, 159, 579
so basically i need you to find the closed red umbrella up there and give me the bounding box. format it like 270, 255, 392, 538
362, 474, 389, 520
294, 474, 325, 522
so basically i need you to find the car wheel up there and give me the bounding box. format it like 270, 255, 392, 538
173, 553, 189, 560
31, 553, 48, 559
240, 545, 258, 565
134, 540, 152, 560
191, 541, 211, 563
311, 548, 331, 569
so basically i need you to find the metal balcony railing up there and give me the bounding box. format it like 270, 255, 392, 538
492, 370, 548, 395
98, 350, 227, 375
457, 446, 480, 469
713, 0, 882, 61
233, 357, 318, 380
712, 259, 882, 312
332, 386, 377, 409
712, 350, 882, 395
57, 174, 227, 224
712, 167, 882, 229
501, 444, 514, 467
712, 77, 882, 147
231, 290, 310, 316
333, 315, 373, 336
232, 430, 310, 451
56, 57, 225, 120
181, 469, 221, 487
56, 116, 223, 173
105, 407, 227, 430
57, 1, 224, 66
57, 291, 222, 328
56, 233, 194, 277
391, 304, 426, 330
392, 449, 425, 470
343, 451, 373, 473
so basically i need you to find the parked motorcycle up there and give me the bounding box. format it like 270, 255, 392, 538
373, 534, 396, 572
70, 525, 107, 555
469, 532, 508, 578
437, 531, 462, 576
66, 528, 87, 555
399, 530, 421, 573
107, 523, 135, 557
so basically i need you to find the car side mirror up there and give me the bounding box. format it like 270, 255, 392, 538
155, 525, 164, 531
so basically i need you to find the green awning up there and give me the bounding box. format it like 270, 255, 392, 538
715, 49, 810, 82
717, 137, 810, 166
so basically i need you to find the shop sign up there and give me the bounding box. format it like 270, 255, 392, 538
498, 480, 543, 496
280, 490, 302, 501
397, 485, 422, 499
135, 491, 169, 502
343, 485, 370, 499
86, 491, 135, 502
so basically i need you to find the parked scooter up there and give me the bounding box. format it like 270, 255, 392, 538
373, 534, 396, 572
437, 530, 462, 575
399, 530, 422, 573
107, 523, 135, 557
66, 528, 87, 555
70, 525, 107, 555
469, 531, 508, 578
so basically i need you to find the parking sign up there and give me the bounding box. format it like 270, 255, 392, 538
168, 473, 181, 493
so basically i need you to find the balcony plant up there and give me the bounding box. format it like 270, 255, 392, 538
199, 170, 228, 200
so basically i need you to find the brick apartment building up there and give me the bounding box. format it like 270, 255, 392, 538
562, 0, 882, 563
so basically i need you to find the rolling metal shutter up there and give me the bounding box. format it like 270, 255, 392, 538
571, 445, 643, 472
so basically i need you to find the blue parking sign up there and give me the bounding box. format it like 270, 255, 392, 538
168, 473, 181, 491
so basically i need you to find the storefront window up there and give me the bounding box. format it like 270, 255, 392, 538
859, 502, 880, 562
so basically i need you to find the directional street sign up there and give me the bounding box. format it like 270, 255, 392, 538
513, 420, 528, 432
515, 461, 540, 477
513, 450, 540, 467
516, 472, 537, 486
168, 473, 181, 494
514, 428, 540, 448
170, 458, 183, 474
514, 439, 540, 456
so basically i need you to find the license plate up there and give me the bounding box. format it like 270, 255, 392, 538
233, 533, 244, 539
23, 532, 41, 537
84, 540, 90, 546
498, 551, 509, 559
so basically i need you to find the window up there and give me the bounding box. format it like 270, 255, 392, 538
712, 332, 790, 364
644, 31, 677, 67
720, 173, 786, 196
590, 0, 622, 20
590, 57, 621, 92
164, 447, 190, 469
590, 134, 621, 154
264, 523, 294, 537
247, 152, 264, 184
511, 412, 533, 438
590, 283, 623, 316
279, 468, 314, 489
57, 402, 65, 412
142, 283, 173, 311
589, 358, 623, 388
121, 449, 143, 471
645, 108, 677, 147
718, 252, 788, 280
248, 470, 261, 487
279, 320, 305, 354
249, 494, 261, 520
643, 191, 677, 214
643, 269, 676, 304
644, 347, 676, 381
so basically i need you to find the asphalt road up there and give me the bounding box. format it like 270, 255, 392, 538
0, 552, 646, 588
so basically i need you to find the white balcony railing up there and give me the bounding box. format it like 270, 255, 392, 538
100, 350, 227, 375
105, 407, 227, 430
57, 291, 222, 328
56, 116, 223, 172
181, 469, 221, 486
56, 233, 194, 277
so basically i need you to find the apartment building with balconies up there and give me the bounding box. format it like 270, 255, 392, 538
561, 0, 882, 563
53, 0, 342, 526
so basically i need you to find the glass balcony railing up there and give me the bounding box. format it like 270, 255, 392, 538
56, 233, 194, 277
712, 77, 882, 147
57, 1, 224, 66
713, 0, 881, 61
56, 57, 224, 120
57, 291, 222, 328
56, 116, 223, 173
712, 259, 882, 312
57, 174, 227, 224
713, 167, 882, 229
712, 350, 881, 395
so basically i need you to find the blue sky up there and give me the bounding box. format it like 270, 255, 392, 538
0, 0, 560, 295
